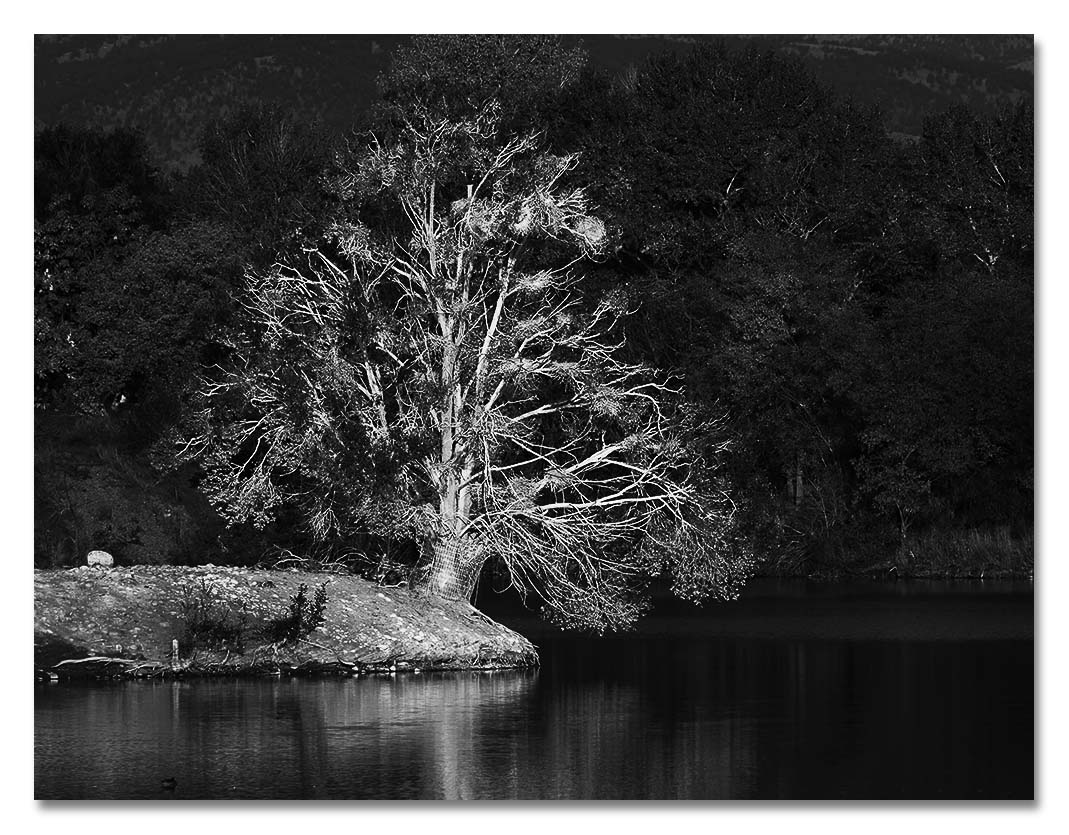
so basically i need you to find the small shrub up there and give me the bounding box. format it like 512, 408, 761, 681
179, 578, 247, 653
268, 582, 329, 643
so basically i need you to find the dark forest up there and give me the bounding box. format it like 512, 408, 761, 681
34, 35, 1034, 601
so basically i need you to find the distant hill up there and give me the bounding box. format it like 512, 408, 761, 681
35, 34, 1033, 172
732, 34, 1033, 140
35, 34, 399, 171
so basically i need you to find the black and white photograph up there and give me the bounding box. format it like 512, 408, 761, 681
31, 26, 1038, 804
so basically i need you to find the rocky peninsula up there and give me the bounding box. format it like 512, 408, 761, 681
34, 564, 538, 680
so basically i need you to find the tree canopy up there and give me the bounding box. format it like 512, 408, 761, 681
178, 104, 750, 631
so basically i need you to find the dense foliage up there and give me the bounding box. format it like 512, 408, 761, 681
34, 37, 1033, 597
555, 45, 1032, 573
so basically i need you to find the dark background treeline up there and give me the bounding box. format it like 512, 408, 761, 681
34, 37, 1033, 579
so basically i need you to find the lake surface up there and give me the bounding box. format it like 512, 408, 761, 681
35, 579, 1034, 800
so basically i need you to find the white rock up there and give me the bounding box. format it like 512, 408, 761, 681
86, 550, 114, 568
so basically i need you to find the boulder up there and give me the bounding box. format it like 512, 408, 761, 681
86, 550, 114, 568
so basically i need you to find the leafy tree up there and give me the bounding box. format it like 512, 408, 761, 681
850, 263, 1033, 540
183, 104, 337, 267
566, 45, 889, 272
34, 125, 240, 569
178, 106, 751, 631
35, 197, 240, 415
554, 45, 902, 561
917, 102, 1033, 276
70, 222, 241, 417
35, 126, 163, 411
34, 124, 162, 223
844, 103, 1033, 541
376, 35, 585, 133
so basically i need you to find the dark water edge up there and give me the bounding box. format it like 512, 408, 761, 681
35, 580, 1034, 800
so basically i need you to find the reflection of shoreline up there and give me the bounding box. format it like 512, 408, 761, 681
511, 673, 758, 800
34, 672, 542, 799
249, 670, 541, 799
234, 670, 543, 799
35, 615, 1033, 799
316, 669, 539, 727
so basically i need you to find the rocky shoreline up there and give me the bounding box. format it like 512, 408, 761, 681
34, 565, 539, 681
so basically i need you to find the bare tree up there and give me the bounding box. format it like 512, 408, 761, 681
180, 106, 751, 631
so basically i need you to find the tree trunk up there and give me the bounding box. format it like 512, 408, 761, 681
415, 533, 486, 601
414, 182, 487, 602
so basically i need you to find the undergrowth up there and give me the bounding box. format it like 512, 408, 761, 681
898, 526, 1034, 578
757, 519, 1033, 579
268, 582, 329, 642
179, 578, 248, 654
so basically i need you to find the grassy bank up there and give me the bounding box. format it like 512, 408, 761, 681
759, 523, 1034, 580
891, 527, 1034, 579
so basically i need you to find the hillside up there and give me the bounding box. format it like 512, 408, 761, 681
34, 34, 1033, 171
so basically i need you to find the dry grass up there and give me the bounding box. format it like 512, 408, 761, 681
901, 526, 1033, 578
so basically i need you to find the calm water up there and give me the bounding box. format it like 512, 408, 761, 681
35, 580, 1034, 800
